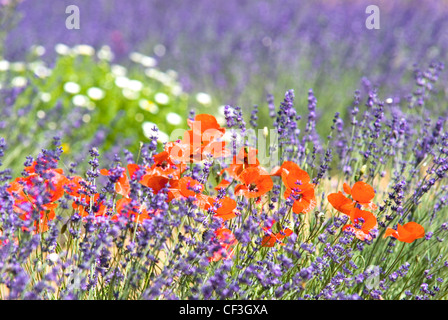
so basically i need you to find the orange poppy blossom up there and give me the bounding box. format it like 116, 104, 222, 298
328, 181, 378, 215
65, 176, 109, 219
168, 176, 212, 210
0, 230, 19, 247
64, 175, 86, 198
384, 222, 425, 243
220, 147, 260, 180
112, 197, 158, 223
208, 196, 238, 221
214, 179, 231, 191
234, 166, 274, 199
270, 160, 300, 177
167, 114, 229, 163
7, 163, 69, 233
100, 168, 131, 198
19, 165, 68, 204
277, 161, 316, 214
20, 206, 56, 233
127, 150, 185, 196
151, 150, 186, 178
342, 207, 377, 241
72, 193, 107, 218
127, 167, 171, 196
261, 219, 293, 247
209, 227, 238, 262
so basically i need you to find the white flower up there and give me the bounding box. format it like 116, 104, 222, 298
97, 45, 114, 61
139, 99, 158, 114
55, 43, 71, 55
11, 76, 27, 88
72, 94, 89, 107
73, 44, 95, 56
0, 60, 9, 71
196, 92, 211, 105
64, 82, 81, 94
87, 87, 105, 100
33, 65, 51, 78
111, 64, 127, 77
115, 76, 129, 88
166, 112, 182, 125
82, 114, 91, 123
130, 52, 156, 67
141, 56, 157, 67
39, 92, 51, 103
11, 62, 26, 72
32, 45, 46, 56
122, 88, 139, 100
154, 92, 169, 105
128, 79, 143, 92
37, 110, 46, 119
171, 85, 183, 96
166, 69, 178, 80
48, 253, 59, 263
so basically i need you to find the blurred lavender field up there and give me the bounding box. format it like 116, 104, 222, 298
2, 0, 448, 302
4, 0, 448, 109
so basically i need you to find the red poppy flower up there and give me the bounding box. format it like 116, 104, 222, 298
21, 159, 68, 203
7, 170, 67, 215
234, 167, 273, 198
328, 181, 377, 215
221, 147, 259, 180
24, 169, 67, 203
141, 175, 170, 194
127, 163, 176, 195
261, 220, 293, 247
187, 114, 226, 143
113, 198, 156, 223
342, 207, 377, 241
210, 197, 237, 221
327, 191, 355, 215
72, 193, 107, 218
100, 168, 130, 198
345, 181, 378, 211
183, 129, 229, 161
64, 175, 86, 198
23, 159, 59, 174
214, 179, 231, 191
284, 186, 317, 214
167, 114, 229, 163
384, 222, 425, 243
270, 161, 300, 177
279, 162, 316, 214
280, 162, 311, 188
151, 151, 186, 178
169, 176, 212, 210
27, 208, 56, 233
209, 227, 237, 262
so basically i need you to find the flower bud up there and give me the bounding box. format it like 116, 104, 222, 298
360, 164, 367, 175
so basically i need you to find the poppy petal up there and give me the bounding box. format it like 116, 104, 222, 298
351, 181, 375, 204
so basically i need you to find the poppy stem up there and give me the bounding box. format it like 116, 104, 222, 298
383, 243, 406, 279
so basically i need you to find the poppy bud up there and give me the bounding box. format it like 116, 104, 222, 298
360, 164, 367, 175
314, 211, 325, 222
